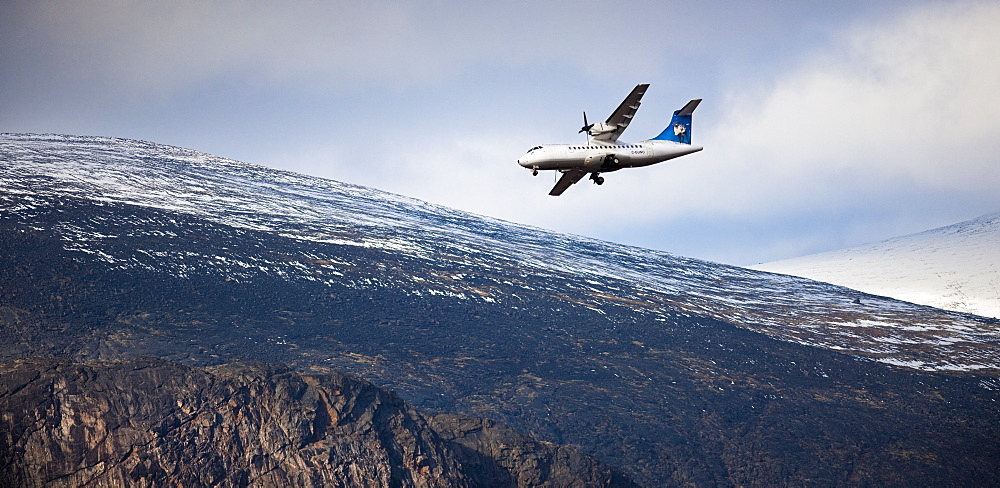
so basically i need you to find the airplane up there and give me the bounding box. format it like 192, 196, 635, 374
517, 84, 702, 196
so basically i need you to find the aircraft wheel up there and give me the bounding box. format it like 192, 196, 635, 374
596, 176, 605, 185
532, 169, 538, 176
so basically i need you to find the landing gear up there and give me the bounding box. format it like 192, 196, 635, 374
590, 173, 605, 185
532, 167, 539, 176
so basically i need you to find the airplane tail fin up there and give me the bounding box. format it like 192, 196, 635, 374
652, 99, 701, 144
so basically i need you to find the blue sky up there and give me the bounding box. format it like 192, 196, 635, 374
3, 1, 998, 265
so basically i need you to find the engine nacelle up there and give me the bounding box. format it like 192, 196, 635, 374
587, 122, 618, 137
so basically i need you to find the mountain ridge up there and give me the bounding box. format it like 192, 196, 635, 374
2, 133, 999, 486
3, 133, 996, 372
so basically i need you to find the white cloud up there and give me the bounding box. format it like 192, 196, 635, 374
367, 2, 1000, 260
702, 2, 1000, 214
5, 0, 995, 264
3, 1, 687, 98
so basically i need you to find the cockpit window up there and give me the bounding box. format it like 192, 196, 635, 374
526, 146, 543, 153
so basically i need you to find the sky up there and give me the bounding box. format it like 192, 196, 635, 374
2, 1, 999, 266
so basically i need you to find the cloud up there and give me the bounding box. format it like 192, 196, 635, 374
705, 2, 1000, 212
567, 2, 1000, 255
2, 1, 695, 98
360, 2, 1000, 263
3, 0, 995, 265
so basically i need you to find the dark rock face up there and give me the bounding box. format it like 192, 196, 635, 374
0, 357, 635, 487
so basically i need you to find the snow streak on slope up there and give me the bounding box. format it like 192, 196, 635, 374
754, 214, 1000, 319
2, 134, 998, 372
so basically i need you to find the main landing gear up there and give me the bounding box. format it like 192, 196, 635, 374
592, 154, 615, 185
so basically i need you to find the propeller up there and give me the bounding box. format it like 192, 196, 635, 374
578, 111, 594, 135
579, 111, 593, 143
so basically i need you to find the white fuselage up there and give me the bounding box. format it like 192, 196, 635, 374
517, 139, 703, 173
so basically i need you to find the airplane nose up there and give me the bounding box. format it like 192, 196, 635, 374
518, 153, 539, 168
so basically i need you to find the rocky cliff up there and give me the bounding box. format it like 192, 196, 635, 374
0, 357, 635, 487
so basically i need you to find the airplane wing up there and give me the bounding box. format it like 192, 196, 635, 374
549, 169, 587, 196
590, 83, 649, 142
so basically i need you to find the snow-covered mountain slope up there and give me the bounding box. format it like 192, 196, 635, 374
753, 213, 1000, 319
5, 133, 1000, 486
1, 133, 997, 373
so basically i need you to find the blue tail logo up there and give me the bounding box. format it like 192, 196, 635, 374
652, 99, 701, 144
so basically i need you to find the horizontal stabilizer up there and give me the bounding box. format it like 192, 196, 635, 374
676, 99, 702, 116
